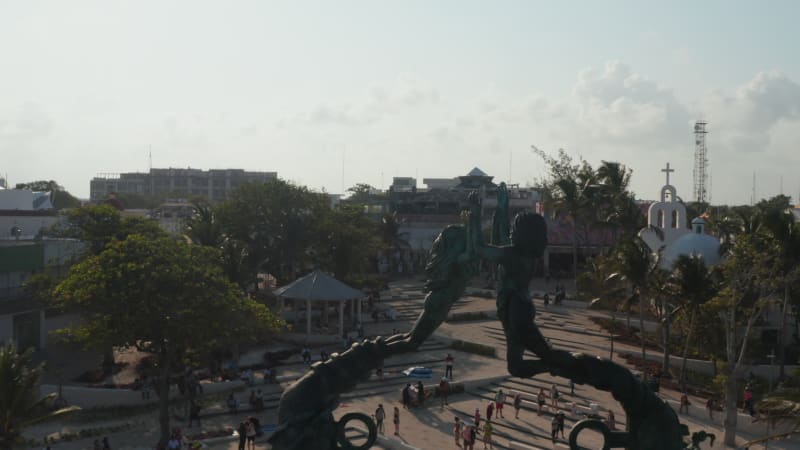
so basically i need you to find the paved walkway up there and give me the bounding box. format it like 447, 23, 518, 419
24, 278, 798, 449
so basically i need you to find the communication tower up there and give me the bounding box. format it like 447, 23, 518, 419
693, 121, 709, 203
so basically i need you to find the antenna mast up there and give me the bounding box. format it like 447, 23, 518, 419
693, 120, 709, 203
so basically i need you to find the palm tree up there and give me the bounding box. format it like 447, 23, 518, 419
669, 254, 718, 382
184, 200, 224, 247
379, 212, 409, 250
549, 167, 598, 287
596, 161, 643, 239
0, 343, 79, 448
610, 236, 660, 360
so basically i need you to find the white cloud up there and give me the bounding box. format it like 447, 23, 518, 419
568, 61, 691, 146
290, 74, 441, 128
699, 70, 800, 153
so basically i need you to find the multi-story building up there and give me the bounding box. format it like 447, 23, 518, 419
0, 188, 62, 239
90, 168, 278, 202
0, 238, 83, 350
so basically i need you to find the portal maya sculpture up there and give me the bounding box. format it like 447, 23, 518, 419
269, 182, 696, 450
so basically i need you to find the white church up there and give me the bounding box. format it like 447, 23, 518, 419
638, 163, 720, 269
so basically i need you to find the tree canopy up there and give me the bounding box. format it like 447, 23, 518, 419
14, 180, 81, 210
54, 234, 283, 446
49, 204, 164, 255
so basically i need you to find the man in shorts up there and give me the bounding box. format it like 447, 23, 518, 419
494, 389, 506, 418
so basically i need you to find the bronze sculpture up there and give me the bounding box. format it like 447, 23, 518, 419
270, 182, 699, 450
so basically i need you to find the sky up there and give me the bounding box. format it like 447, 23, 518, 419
1, 0, 799, 204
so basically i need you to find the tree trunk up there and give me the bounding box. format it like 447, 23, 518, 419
723, 372, 739, 446
102, 347, 115, 375
778, 283, 789, 380
157, 352, 171, 448
679, 309, 696, 382
625, 309, 631, 333
639, 295, 646, 360
662, 317, 671, 376
572, 228, 578, 291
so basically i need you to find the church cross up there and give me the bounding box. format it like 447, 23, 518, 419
661, 163, 674, 186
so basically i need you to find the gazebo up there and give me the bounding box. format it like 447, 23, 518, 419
273, 269, 366, 337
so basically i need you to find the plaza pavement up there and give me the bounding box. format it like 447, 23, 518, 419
24, 278, 798, 449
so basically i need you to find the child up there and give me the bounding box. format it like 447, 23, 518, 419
483, 420, 494, 449
453, 417, 462, 447
393, 406, 400, 435
537, 388, 546, 415
679, 391, 690, 415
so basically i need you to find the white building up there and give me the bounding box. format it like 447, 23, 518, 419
639, 163, 691, 264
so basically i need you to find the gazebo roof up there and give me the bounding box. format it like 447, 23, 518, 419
273, 269, 365, 302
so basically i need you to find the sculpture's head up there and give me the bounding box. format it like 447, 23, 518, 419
510, 212, 547, 257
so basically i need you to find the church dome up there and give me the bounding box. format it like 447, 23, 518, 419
661, 217, 721, 269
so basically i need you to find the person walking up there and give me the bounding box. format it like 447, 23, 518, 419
453, 417, 462, 448
537, 388, 546, 415
706, 397, 716, 420
416, 381, 425, 406
439, 377, 450, 407
375, 404, 386, 434
245, 418, 257, 450
679, 391, 690, 415
605, 410, 616, 430
462, 424, 473, 450
513, 392, 522, 419
486, 401, 494, 422
445, 354, 454, 380
237, 421, 247, 450
393, 406, 400, 435
550, 384, 560, 408
744, 384, 755, 416
556, 410, 566, 439
482, 420, 494, 449
494, 389, 505, 418
474, 408, 481, 429
550, 415, 559, 443
469, 425, 478, 450
187, 401, 201, 427
402, 383, 411, 409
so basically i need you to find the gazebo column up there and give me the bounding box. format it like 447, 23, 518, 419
356, 298, 362, 324
306, 299, 312, 336
339, 301, 345, 337
350, 299, 355, 322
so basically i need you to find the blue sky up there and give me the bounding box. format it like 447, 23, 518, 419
2, 1, 799, 204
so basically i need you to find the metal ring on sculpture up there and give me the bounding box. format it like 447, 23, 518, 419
568, 419, 629, 450
335, 412, 377, 450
